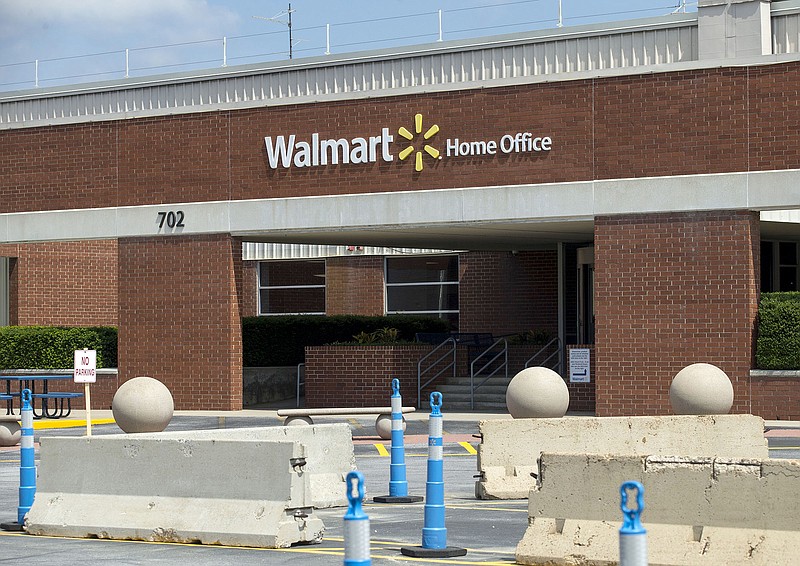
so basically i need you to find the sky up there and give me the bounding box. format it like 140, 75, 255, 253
0, 0, 695, 92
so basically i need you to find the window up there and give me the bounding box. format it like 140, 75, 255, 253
762, 241, 800, 292
258, 260, 325, 315
385, 255, 458, 327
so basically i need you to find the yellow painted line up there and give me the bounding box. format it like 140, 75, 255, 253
34, 418, 116, 430
361, 452, 473, 459
459, 441, 477, 455
375, 443, 389, 457
769, 445, 800, 450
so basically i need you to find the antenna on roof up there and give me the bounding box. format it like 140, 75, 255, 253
672, 0, 688, 14
253, 2, 296, 59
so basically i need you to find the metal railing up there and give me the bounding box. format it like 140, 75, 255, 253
0, 1, 696, 92
524, 336, 563, 373
469, 337, 508, 410
417, 337, 457, 408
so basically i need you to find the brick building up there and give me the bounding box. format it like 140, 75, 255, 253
1, 0, 800, 417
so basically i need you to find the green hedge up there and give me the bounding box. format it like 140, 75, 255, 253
756, 292, 800, 369
0, 326, 118, 370
242, 315, 451, 367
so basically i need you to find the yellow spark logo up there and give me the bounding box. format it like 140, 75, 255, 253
398, 113, 440, 172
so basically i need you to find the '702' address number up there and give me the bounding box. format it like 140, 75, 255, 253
157, 210, 185, 229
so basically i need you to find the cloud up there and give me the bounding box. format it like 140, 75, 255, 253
0, 0, 239, 59
0, 0, 241, 88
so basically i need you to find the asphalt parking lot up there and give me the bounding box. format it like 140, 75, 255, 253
0, 412, 797, 565
0, 412, 526, 565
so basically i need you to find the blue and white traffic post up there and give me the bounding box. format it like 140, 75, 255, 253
400, 392, 467, 558
1, 389, 36, 531
619, 480, 648, 566
343, 470, 371, 566
373, 378, 422, 503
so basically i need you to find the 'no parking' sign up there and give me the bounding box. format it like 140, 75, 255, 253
74, 349, 96, 383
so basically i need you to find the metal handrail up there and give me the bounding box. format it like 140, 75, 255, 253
469, 337, 508, 410
524, 337, 563, 373
417, 337, 457, 408
296, 362, 305, 408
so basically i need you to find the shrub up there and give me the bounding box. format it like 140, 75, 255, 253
508, 329, 556, 345
0, 326, 118, 369
756, 292, 800, 369
242, 315, 449, 366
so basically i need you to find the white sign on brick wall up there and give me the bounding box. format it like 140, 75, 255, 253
569, 348, 590, 383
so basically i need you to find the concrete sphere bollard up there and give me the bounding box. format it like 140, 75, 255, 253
375, 413, 406, 440
506, 366, 570, 418
112, 376, 174, 433
0, 419, 21, 446
284, 415, 314, 426
670, 363, 734, 415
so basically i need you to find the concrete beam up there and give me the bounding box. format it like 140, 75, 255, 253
127, 423, 356, 508
516, 452, 800, 565
25, 436, 325, 548
476, 414, 768, 499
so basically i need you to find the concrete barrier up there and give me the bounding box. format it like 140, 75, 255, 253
25, 436, 325, 548
127, 423, 356, 508
516, 452, 800, 565
476, 414, 768, 499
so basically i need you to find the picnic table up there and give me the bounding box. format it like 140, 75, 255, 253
2, 375, 84, 419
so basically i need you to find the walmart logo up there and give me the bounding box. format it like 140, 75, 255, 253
398, 113, 441, 172
263, 112, 551, 171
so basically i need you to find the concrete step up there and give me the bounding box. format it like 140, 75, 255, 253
430, 390, 507, 405
422, 377, 510, 411
436, 384, 509, 396
445, 400, 509, 411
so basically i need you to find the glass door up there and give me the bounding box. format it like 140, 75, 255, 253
577, 247, 594, 344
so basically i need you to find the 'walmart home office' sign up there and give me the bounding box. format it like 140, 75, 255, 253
264, 113, 552, 172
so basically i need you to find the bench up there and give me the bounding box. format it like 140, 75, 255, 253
277, 406, 416, 440
32, 392, 84, 419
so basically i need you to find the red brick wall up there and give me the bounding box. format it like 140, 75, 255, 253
325, 255, 385, 316
751, 375, 800, 420
460, 250, 558, 335
0, 240, 118, 326
305, 345, 432, 407
118, 234, 242, 410
239, 260, 258, 317
0, 123, 118, 212
594, 211, 760, 416
6, 63, 800, 214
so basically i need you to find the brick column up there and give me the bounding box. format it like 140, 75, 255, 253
118, 234, 242, 410
594, 211, 759, 416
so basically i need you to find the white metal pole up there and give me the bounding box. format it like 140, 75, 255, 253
222, 37, 227, 67
85, 382, 92, 437
34, 60, 39, 88
438, 10, 443, 41
558, 0, 563, 27
326, 24, 330, 55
